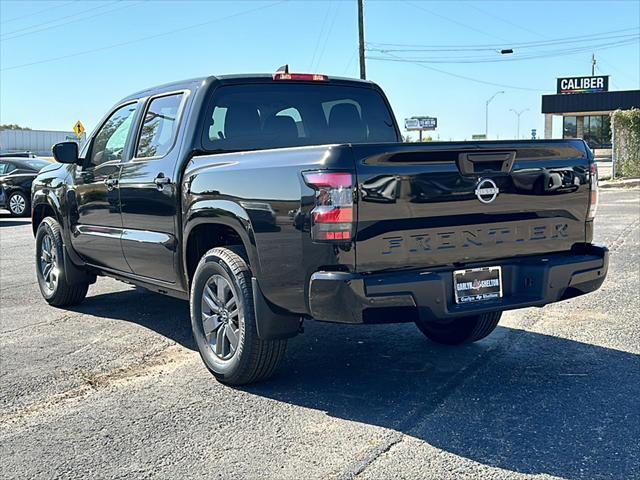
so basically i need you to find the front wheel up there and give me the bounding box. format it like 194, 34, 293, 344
190, 247, 287, 385
8, 191, 29, 217
35, 217, 89, 306
415, 311, 502, 345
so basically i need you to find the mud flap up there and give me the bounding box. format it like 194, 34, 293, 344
252, 277, 301, 340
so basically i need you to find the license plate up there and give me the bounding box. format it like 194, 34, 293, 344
453, 266, 503, 304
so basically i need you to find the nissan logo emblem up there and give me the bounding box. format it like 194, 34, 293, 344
475, 178, 499, 204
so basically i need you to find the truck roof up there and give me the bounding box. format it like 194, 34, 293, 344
121, 74, 375, 103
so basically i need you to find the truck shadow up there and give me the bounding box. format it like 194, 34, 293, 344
251, 321, 639, 480
71, 288, 195, 350
73, 288, 638, 479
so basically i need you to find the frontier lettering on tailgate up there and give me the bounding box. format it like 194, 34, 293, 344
381, 222, 570, 255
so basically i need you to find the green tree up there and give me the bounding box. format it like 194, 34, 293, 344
0, 124, 31, 131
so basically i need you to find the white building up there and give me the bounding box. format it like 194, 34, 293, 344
0, 129, 85, 157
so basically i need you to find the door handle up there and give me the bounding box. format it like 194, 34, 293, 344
154, 173, 171, 190
104, 177, 118, 191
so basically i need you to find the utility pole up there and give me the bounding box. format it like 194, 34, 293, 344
591, 53, 596, 76
509, 108, 529, 139
358, 0, 366, 80
485, 91, 504, 139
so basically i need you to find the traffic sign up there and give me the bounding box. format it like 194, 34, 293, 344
73, 121, 85, 138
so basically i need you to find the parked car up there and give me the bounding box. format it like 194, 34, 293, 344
31, 70, 608, 385
0, 151, 37, 158
0, 157, 51, 216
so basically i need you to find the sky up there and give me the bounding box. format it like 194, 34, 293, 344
1, 0, 639, 141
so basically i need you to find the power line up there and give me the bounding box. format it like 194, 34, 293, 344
0, 1, 78, 25
466, 3, 549, 40
367, 33, 638, 54
366, 28, 640, 51
598, 57, 640, 84
1, 1, 121, 38
368, 51, 547, 92
366, 37, 639, 64
1, 1, 142, 42
342, 48, 358, 75
314, 0, 341, 71
1, 1, 288, 72
403, 0, 512, 43
308, 2, 333, 71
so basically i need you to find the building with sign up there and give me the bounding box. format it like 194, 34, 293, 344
541, 75, 640, 151
0, 129, 85, 157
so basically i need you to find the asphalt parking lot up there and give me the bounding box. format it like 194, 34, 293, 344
1, 189, 638, 480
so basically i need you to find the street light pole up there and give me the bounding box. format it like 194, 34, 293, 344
485, 91, 504, 139
509, 108, 529, 139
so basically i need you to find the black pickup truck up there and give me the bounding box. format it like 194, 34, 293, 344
32, 71, 608, 385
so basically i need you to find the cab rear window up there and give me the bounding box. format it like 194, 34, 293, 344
202, 83, 398, 151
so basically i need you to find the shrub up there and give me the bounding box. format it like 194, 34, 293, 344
612, 109, 640, 178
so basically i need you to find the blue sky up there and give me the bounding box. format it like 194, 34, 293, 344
1, 0, 639, 141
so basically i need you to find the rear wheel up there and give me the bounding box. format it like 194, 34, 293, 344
415, 311, 502, 345
35, 217, 89, 306
190, 247, 287, 385
8, 191, 29, 217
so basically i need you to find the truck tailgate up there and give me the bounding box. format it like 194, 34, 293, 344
353, 140, 591, 272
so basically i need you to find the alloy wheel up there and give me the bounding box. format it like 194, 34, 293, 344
9, 194, 26, 215
201, 274, 241, 361
39, 233, 58, 295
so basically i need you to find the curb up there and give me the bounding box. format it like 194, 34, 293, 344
599, 178, 640, 189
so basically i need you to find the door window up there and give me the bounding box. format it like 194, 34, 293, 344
135, 93, 184, 158
88, 103, 137, 167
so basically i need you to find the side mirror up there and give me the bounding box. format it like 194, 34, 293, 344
52, 142, 79, 164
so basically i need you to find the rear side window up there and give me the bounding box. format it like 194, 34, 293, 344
2, 163, 16, 174
24, 160, 50, 171
202, 83, 398, 151
136, 93, 184, 158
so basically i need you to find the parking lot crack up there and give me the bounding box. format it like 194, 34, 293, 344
0, 344, 195, 427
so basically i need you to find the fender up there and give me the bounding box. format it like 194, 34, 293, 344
183, 198, 262, 281
183, 199, 299, 340
32, 187, 96, 286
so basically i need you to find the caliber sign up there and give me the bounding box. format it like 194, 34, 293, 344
557, 76, 608, 94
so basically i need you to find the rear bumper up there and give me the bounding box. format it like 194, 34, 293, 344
308, 244, 609, 324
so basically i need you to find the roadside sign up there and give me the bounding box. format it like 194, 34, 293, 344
557, 75, 608, 94
405, 118, 421, 130
405, 116, 437, 131
531, 129, 537, 140
472, 134, 487, 140
73, 121, 85, 138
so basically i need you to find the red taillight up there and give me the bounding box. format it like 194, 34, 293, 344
303, 171, 353, 242
587, 162, 599, 220
273, 72, 329, 82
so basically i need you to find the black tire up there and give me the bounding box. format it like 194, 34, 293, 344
35, 217, 89, 307
8, 191, 30, 217
415, 311, 502, 345
190, 247, 287, 385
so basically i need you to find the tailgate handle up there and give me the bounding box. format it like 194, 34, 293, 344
457, 151, 516, 175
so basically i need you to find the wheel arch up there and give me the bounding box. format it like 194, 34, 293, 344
31, 197, 60, 236
183, 200, 261, 287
